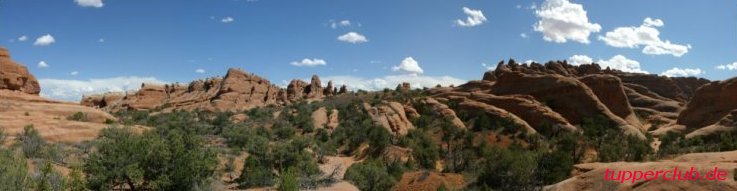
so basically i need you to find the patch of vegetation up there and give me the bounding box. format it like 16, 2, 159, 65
344, 159, 398, 191
66, 112, 88, 122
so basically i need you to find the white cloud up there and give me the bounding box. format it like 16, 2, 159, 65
337, 32, 368, 44
568, 54, 593, 65
98, 38, 105, 43
70, 71, 79, 76
533, 0, 601, 44
596, 55, 648, 74
39, 76, 166, 101
716, 62, 737, 70
317, 75, 466, 91
481, 63, 494, 70
520, 33, 528, 38
75, 0, 103, 8
37, 61, 49, 68
18, 35, 27, 42
329, 20, 352, 29
33, 34, 55, 46
195, 69, 206, 73
392, 57, 424, 75
598, 17, 690, 57
660, 67, 703, 77
221, 16, 234, 23
523, 60, 537, 65
290, 58, 327, 67
455, 7, 487, 27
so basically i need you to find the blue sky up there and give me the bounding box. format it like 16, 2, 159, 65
1, 0, 736, 101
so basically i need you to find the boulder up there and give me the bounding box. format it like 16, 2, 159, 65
363, 102, 415, 136
0, 47, 40, 94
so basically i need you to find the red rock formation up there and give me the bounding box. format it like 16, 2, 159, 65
363, 101, 415, 136
84, 69, 347, 112
0, 47, 40, 95
396, 82, 411, 92
677, 77, 737, 128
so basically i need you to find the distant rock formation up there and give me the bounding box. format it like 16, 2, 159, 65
396, 82, 411, 92
83, 68, 348, 112
0, 47, 116, 143
0, 47, 40, 95
428, 60, 714, 139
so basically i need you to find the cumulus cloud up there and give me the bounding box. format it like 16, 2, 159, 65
37, 61, 49, 68
455, 7, 487, 27
716, 62, 737, 70
98, 38, 105, 43
660, 67, 703, 77
39, 76, 165, 101
568, 54, 593, 65
221, 16, 234, 23
195, 69, 206, 73
317, 75, 466, 92
17, 35, 27, 42
34, 34, 55, 46
392, 57, 424, 75
598, 17, 691, 57
75, 0, 103, 8
70, 71, 79, 76
596, 55, 648, 74
290, 58, 327, 67
337, 32, 368, 44
520, 33, 528, 38
533, 0, 601, 44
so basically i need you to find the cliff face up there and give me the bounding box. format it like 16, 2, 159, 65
82, 68, 347, 112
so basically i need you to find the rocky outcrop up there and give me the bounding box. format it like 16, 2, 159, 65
363, 101, 415, 136
675, 77, 737, 131
84, 69, 347, 112
0, 47, 40, 95
338, 85, 348, 94
417, 97, 465, 129
0, 47, 119, 143
435, 91, 577, 134
490, 70, 643, 138
287, 79, 308, 102
455, 98, 537, 134
396, 82, 411, 92
312, 107, 339, 129
305, 75, 323, 99
686, 110, 737, 138
579, 75, 643, 130
324, 80, 335, 96
392, 171, 466, 191
545, 151, 737, 191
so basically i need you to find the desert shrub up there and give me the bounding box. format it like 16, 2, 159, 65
17, 125, 45, 158
236, 156, 275, 188
66, 112, 88, 122
278, 168, 298, 191
344, 160, 397, 191
475, 146, 539, 191
399, 129, 440, 169
0, 148, 31, 190
35, 161, 65, 191
84, 127, 217, 191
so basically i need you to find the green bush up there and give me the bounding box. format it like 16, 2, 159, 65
0, 148, 31, 190
66, 112, 88, 122
84, 127, 218, 190
17, 125, 45, 158
344, 160, 397, 191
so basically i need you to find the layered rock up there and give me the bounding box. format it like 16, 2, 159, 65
490, 70, 643, 138
416, 97, 466, 129
363, 101, 415, 136
0, 47, 40, 94
579, 75, 643, 130
312, 107, 339, 129
84, 69, 347, 112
